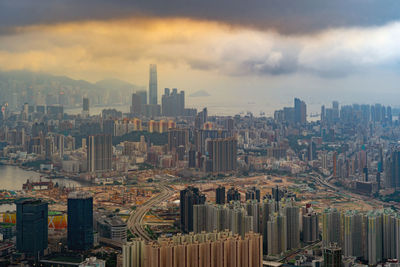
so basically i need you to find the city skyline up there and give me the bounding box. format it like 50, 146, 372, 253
2, 2, 400, 267
1, 2, 400, 109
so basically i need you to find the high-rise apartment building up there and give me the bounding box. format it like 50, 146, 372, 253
16, 199, 48, 258
67, 191, 94, 251
367, 211, 383, 265
285, 205, 300, 250
161, 88, 185, 117
87, 134, 112, 172
180, 187, 206, 233
215, 186, 225, 204
167, 128, 189, 152
188, 148, 196, 168
382, 211, 397, 260
194, 129, 230, 155
245, 187, 260, 202
206, 137, 237, 173
322, 208, 342, 247
267, 213, 287, 255
142, 103, 161, 118
246, 200, 261, 233
123, 231, 263, 267
324, 243, 342, 267
44, 136, 54, 160
193, 201, 253, 237
102, 120, 115, 136
55, 134, 64, 157
149, 64, 157, 105
227, 187, 241, 202
343, 210, 364, 258
194, 108, 208, 129
386, 149, 400, 188
322, 208, 400, 265
302, 211, 319, 244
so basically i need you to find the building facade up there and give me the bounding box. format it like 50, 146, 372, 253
180, 187, 206, 233
16, 199, 48, 258
206, 137, 237, 173
149, 64, 158, 105
123, 231, 263, 267
67, 191, 94, 251
87, 134, 112, 172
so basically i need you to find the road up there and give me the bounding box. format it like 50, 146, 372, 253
310, 171, 400, 210
127, 184, 175, 242
278, 241, 322, 262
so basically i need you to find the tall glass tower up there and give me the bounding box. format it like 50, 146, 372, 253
149, 64, 158, 105
16, 199, 48, 259
67, 191, 94, 251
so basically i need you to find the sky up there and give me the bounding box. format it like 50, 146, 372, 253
1, 0, 400, 115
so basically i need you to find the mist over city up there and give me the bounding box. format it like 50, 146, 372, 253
0, 1, 400, 267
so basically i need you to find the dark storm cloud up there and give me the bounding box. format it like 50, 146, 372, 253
1, 0, 400, 34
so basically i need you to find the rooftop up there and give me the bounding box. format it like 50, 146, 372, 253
68, 191, 93, 199
98, 215, 126, 227
14, 198, 46, 205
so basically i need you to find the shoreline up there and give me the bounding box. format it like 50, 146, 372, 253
0, 163, 91, 193
3, 161, 91, 184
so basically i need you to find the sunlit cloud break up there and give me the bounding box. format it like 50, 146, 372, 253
0, 18, 400, 82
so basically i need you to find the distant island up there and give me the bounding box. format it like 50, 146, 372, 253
189, 90, 210, 97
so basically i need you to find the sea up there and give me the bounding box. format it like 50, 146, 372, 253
0, 165, 86, 212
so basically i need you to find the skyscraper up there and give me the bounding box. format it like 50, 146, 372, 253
188, 148, 196, 168
56, 134, 64, 157
285, 205, 300, 250
44, 136, 54, 160
82, 97, 89, 117
302, 211, 319, 243
332, 101, 340, 122
367, 211, 383, 265
321, 105, 326, 121
322, 208, 341, 246
168, 128, 189, 152
193, 201, 254, 237
194, 129, 230, 155
194, 108, 208, 129
16, 199, 48, 258
387, 106, 393, 124
294, 97, 307, 124
215, 186, 225, 204
87, 134, 112, 172
67, 191, 94, 251
130, 93, 142, 115
387, 149, 400, 188
206, 137, 237, 173
324, 243, 342, 267
343, 210, 364, 258
149, 64, 158, 105
267, 213, 287, 255
227, 187, 241, 202
332, 101, 339, 111
123, 231, 263, 267
180, 186, 206, 233
137, 90, 147, 105
161, 88, 185, 116
382, 210, 397, 260
245, 187, 261, 202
